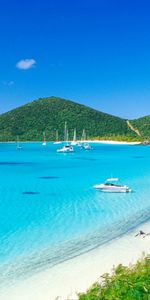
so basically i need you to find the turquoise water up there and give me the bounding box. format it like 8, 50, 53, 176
0, 142, 150, 286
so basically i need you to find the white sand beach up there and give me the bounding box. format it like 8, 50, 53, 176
0, 140, 141, 145
0, 220, 149, 300
87, 140, 141, 145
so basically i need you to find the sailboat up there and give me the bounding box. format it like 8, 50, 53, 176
16, 136, 22, 150
42, 131, 47, 146
57, 122, 74, 153
81, 129, 86, 141
82, 142, 93, 150
81, 129, 93, 150
71, 129, 78, 145
76, 129, 85, 147
53, 130, 61, 144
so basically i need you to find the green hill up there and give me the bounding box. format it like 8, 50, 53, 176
0, 96, 139, 141
131, 116, 150, 139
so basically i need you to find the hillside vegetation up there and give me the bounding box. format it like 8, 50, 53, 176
0, 96, 142, 141
131, 116, 150, 139
79, 256, 150, 300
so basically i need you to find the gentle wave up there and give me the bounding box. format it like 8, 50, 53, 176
0, 206, 149, 289
0, 143, 150, 288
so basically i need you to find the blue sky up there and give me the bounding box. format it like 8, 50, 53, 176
0, 0, 150, 119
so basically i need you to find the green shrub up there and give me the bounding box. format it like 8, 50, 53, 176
79, 256, 150, 300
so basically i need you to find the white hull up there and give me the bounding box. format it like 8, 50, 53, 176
93, 184, 131, 193
57, 145, 74, 153
53, 141, 62, 145
57, 149, 74, 153
83, 144, 92, 150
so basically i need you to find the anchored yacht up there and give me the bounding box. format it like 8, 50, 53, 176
82, 143, 93, 150
93, 178, 131, 193
57, 122, 74, 153
57, 144, 74, 153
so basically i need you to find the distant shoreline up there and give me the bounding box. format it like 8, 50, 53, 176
0, 140, 142, 145
85, 140, 142, 145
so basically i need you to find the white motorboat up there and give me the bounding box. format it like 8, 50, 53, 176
93, 178, 131, 193
57, 144, 74, 153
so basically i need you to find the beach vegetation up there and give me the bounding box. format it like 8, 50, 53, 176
131, 116, 150, 140
79, 256, 150, 300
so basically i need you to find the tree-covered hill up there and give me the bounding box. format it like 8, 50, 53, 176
131, 116, 150, 139
0, 96, 139, 141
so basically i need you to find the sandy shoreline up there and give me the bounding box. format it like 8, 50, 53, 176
0, 220, 149, 300
0, 140, 141, 145
86, 140, 141, 145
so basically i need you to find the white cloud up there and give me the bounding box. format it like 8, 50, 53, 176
16, 58, 36, 70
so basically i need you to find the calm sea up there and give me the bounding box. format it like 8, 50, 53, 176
0, 142, 150, 287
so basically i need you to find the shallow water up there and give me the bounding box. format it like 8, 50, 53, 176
0, 142, 150, 287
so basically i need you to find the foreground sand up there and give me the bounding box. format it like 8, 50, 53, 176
0, 221, 149, 300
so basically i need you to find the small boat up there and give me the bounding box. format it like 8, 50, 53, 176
53, 130, 62, 144
71, 129, 78, 145
71, 141, 78, 146
82, 143, 93, 150
57, 122, 74, 152
93, 178, 131, 193
80, 129, 93, 150
81, 129, 86, 140
17, 145, 22, 150
54, 141, 62, 145
16, 136, 22, 150
57, 144, 74, 153
42, 132, 47, 146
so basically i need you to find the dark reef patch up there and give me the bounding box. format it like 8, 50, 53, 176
0, 162, 25, 165
22, 192, 40, 195
0, 162, 35, 166
39, 176, 60, 179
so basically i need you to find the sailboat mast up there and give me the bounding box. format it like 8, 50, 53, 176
56, 130, 58, 141
42, 131, 47, 146
17, 135, 19, 147
82, 129, 86, 141
73, 129, 76, 141
66, 129, 69, 142
64, 122, 67, 141
43, 131, 46, 142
